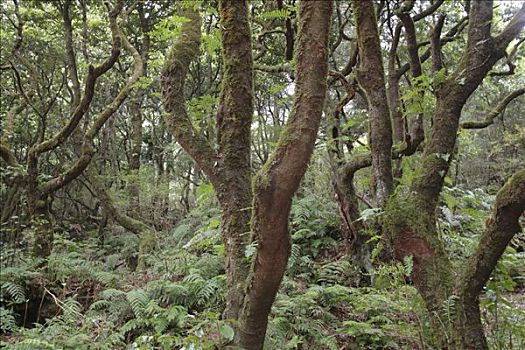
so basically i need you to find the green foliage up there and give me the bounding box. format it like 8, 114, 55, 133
0, 307, 18, 332
290, 194, 339, 259
400, 73, 437, 118
258, 9, 291, 20
150, 15, 191, 42
1, 176, 524, 349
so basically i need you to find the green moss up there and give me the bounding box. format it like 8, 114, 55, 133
495, 169, 525, 207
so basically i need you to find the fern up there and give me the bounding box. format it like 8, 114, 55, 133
88, 299, 111, 311
0, 307, 17, 332
1, 281, 26, 304
126, 289, 148, 318
9, 338, 56, 349
120, 318, 148, 334
319, 336, 339, 350
317, 261, 351, 285
62, 298, 83, 322
100, 288, 126, 300
259, 9, 290, 20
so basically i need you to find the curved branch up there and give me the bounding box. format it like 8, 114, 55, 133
490, 37, 524, 77
461, 88, 525, 129
40, 4, 143, 195
0, 145, 20, 168
494, 2, 525, 51
431, 14, 446, 72
30, 10, 122, 157
160, 9, 219, 184
397, 16, 468, 78
341, 120, 425, 181
1, 100, 27, 148
253, 62, 292, 74
86, 164, 153, 237
459, 169, 525, 297
457, 169, 525, 350
413, 0, 445, 22
397, 3, 422, 78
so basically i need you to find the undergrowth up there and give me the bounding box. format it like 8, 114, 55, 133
0, 186, 523, 349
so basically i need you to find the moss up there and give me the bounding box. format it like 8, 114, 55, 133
494, 169, 525, 207
137, 230, 157, 270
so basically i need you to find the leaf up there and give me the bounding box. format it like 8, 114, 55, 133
403, 256, 413, 276
358, 208, 382, 222
245, 241, 258, 259
259, 9, 290, 20
433, 68, 448, 85
219, 323, 235, 341
202, 33, 221, 55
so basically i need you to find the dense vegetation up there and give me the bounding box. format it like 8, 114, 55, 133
1, 1, 524, 349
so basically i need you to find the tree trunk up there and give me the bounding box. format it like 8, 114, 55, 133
128, 5, 150, 219
161, 2, 254, 320
333, 169, 372, 282
216, 0, 254, 319
27, 190, 53, 259
371, 1, 525, 347
128, 97, 143, 218
235, 2, 333, 348
456, 170, 525, 349
354, 0, 393, 207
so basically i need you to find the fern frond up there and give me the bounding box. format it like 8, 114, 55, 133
1, 281, 26, 304
126, 289, 148, 318
0, 307, 17, 332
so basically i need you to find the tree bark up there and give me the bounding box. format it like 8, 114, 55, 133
161, 2, 254, 320
215, 0, 254, 320
354, 0, 393, 207
381, 1, 525, 346
456, 170, 525, 349
128, 4, 150, 219
235, 2, 333, 348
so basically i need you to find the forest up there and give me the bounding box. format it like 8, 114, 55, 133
0, 0, 524, 349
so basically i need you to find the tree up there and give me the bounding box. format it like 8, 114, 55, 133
162, 1, 333, 348
0, 0, 142, 258
235, 1, 333, 348
350, 0, 525, 347
162, 0, 253, 320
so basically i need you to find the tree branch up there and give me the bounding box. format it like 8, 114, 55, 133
356, 0, 394, 206
431, 14, 446, 72
253, 62, 292, 74
461, 88, 525, 129
161, 8, 219, 184
0, 145, 20, 168
413, 0, 445, 22
29, 4, 122, 158
458, 169, 525, 302
494, 2, 525, 51
40, 2, 143, 195
61, 0, 82, 109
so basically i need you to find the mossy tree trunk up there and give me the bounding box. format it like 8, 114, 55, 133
27, 189, 53, 259
327, 93, 372, 277
455, 170, 525, 349
235, 2, 333, 349
161, 1, 253, 320
379, 1, 525, 347
215, 0, 254, 320
127, 3, 150, 220
354, 0, 393, 208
